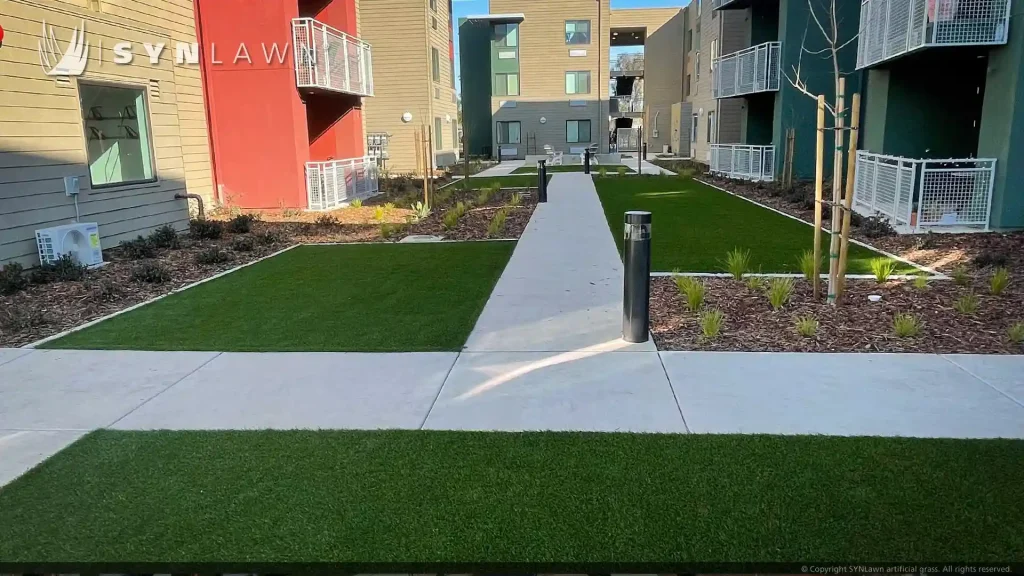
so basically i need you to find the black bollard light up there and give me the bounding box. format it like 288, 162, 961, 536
584, 149, 591, 174
537, 159, 548, 203
622, 211, 652, 343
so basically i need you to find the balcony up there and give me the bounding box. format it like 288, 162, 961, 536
710, 144, 775, 182
713, 42, 781, 99
306, 157, 380, 211
292, 17, 374, 97
853, 151, 995, 230
610, 96, 644, 116
856, 0, 1010, 69
711, 0, 746, 8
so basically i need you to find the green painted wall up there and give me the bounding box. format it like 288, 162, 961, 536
459, 19, 494, 157
749, 0, 780, 45
771, 0, 862, 180
745, 92, 775, 145
978, 3, 1024, 229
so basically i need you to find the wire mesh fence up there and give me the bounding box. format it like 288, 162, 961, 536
713, 42, 782, 99
293, 18, 374, 97
710, 144, 776, 182
306, 157, 380, 211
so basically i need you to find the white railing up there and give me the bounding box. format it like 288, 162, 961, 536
714, 42, 782, 99
610, 96, 644, 114
710, 144, 775, 182
854, 151, 995, 229
306, 157, 379, 211
293, 18, 374, 97
857, 0, 1011, 68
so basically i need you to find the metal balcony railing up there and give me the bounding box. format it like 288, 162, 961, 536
713, 42, 782, 99
306, 157, 380, 211
610, 96, 644, 114
711, 0, 743, 8
710, 144, 775, 182
853, 151, 995, 229
293, 18, 374, 97
857, 0, 1010, 69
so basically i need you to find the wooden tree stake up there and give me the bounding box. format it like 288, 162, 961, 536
826, 77, 846, 306
837, 91, 861, 301
813, 94, 826, 300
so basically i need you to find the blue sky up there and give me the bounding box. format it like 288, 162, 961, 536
452, 0, 691, 91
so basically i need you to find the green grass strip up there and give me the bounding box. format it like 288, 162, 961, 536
0, 430, 1021, 562
594, 175, 911, 274
43, 243, 514, 352
453, 175, 551, 189
510, 165, 636, 174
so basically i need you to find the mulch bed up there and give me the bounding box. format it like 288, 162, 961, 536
651, 275, 1024, 354
1, 181, 537, 348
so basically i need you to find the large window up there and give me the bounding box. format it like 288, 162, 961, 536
707, 111, 715, 143
691, 113, 698, 142
79, 82, 155, 188
431, 48, 440, 83
434, 117, 443, 149
494, 23, 518, 47
497, 121, 521, 144
565, 20, 590, 45
567, 120, 592, 143
494, 73, 519, 96
565, 71, 591, 95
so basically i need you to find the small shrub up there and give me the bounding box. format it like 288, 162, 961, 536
848, 211, 864, 227
30, 254, 87, 284
597, 167, 608, 178
870, 258, 897, 284
860, 216, 896, 239
951, 264, 971, 286
384, 202, 396, 211
913, 273, 930, 290
892, 313, 922, 338
226, 213, 259, 234
148, 225, 181, 249
1008, 322, 1024, 345
795, 315, 819, 338
282, 208, 303, 218
90, 278, 123, 302
196, 247, 232, 265
231, 237, 256, 252
350, 198, 363, 209
0, 306, 48, 333
252, 231, 278, 245
314, 214, 340, 228
673, 275, 705, 312
476, 185, 498, 205
189, 219, 223, 240
409, 201, 432, 223
699, 308, 725, 340
372, 206, 387, 222
766, 277, 795, 310
798, 250, 820, 282
442, 209, 462, 230
131, 261, 171, 284
953, 292, 980, 316
508, 192, 523, 207
380, 222, 407, 240
616, 166, 627, 176
487, 208, 509, 238
990, 267, 1010, 295
973, 250, 1009, 269
722, 248, 751, 280
744, 275, 764, 292
120, 235, 156, 260
0, 263, 29, 295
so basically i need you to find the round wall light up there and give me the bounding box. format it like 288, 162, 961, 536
540, 117, 547, 124
401, 112, 413, 123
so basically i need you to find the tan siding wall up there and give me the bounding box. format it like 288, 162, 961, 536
0, 0, 214, 267
427, 0, 459, 157
490, 0, 611, 155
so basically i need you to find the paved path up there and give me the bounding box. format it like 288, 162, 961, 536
471, 161, 524, 177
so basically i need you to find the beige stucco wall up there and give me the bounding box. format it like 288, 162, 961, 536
0, 0, 214, 266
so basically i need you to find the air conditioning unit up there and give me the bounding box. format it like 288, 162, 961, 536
35, 222, 104, 267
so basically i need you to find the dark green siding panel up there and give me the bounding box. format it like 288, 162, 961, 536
750, 0, 780, 45
459, 19, 494, 157
745, 92, 775, 145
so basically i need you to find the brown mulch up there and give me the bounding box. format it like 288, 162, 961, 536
651, 275, 1024, 354
1, 180, 538, 348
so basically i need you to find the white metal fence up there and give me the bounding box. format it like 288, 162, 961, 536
611, 96, 644, 114
306, 157, 380, 211
853, 151, 995, 229
713, 42, 782, 99
857, 0, 1011, 68
616, 127, 640, 152
293, 18, 374, 97
710, 144, 776, 182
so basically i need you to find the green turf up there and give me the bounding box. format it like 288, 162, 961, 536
0, 430, 1021, 562
43, 243, 513, 352
594, 175, 909, 273
453, 175, 551, 189
510, 165, 636, 174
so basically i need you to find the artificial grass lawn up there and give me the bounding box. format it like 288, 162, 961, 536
0, 430, 1021, 562
595, 175, 907, 273
511, 165, 636, 174
44, 242, 514, 352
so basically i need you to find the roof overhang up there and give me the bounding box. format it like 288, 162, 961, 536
464, 13, 526, 23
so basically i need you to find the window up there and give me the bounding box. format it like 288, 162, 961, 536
565, 71, 591, 95
696, 0, 701, 16
450, 56, 456, 89
695, 52, 700, 80
453, 121, 460, 153
691, 113, 699, 142
432, 16, 438, 30
707, 111, 715, 143
80, 82, 155, 188
685, 73, 691, 95
494, 73, 519, 96
565, 20, 591, 45
494, 23, 518, 47
686, 30, 693, 52
566, 119, 592, 143
431, 48, 440, 83
497, 121, 521, 144
710, 39, 717, 72
429, 0, 436, 11
435, 117, 443, 149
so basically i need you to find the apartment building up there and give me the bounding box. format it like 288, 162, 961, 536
359, 0, 460, 175
460, 0, 686, 160
195, 0, 375, 211
1, 0, 214, 267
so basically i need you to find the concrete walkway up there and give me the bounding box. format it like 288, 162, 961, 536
471, 160, 524, 177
